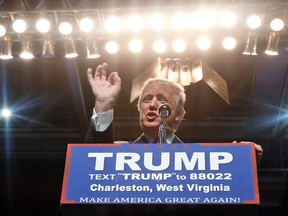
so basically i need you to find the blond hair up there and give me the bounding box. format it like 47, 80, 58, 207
137, 78, 186, 114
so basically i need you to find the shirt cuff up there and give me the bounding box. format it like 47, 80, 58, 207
91, 108, 113, 132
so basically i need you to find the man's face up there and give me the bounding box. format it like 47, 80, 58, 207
138, 83, 182, 138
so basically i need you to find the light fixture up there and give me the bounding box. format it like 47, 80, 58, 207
265, 31, 279, 55
242, 32, 258, 55
0, 35, 13, 59
149, 13, 165, 31
127, 15, 142, 32
197, 36, 211, 50
79, 17, 94, 33
247, 15, 262, 29
64, 36, 78, 58
153, 40, 167, 53
36, 18, 51, 33
12, 18, 27, 33
58, 21, 73, 35
223, 37, 237, 50
129, 39, 143, 53
105, 41, 119, 54
192, 9, 215, 29
172, 13, 188, 30
85, 39, 100, 58
0, 24, 6, 37
270, 18, 284, 32
221, 12, 237, 27
104, 16, 120, 33
172, 39, 186, 53
20, 36, 34, 59
1, 108, 11, 118
42, 34, 55, 58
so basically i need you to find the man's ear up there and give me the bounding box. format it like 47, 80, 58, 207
175, 109, 185, 122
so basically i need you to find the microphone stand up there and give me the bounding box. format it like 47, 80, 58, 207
158, 118, 167, 144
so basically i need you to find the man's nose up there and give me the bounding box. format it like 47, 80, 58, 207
149, 97, 159, 108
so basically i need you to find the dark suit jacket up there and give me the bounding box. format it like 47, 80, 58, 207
85, 122, 183, 144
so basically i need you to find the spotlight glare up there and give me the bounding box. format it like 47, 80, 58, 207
222, 12, 237, 27
105, 16, 120, 33
58, 22, 73, 35
197, 36, 211, 50
0, 25, 6, 37
36, 18, 51, 33
172, 13, 188, 30
223, 37, 237, 50
150, 13, 165, 30
127, 15, 142, 32
193, 10, 215, 29
1, 108, 11, 118
79, 17, 94, 32
270, 18, 284, 32
153, 40, 167, 53
172, 39, 186, 53
105, 41, 119, 54
247, 15, 262, 29
129, 39, 143, 53
12, 19, 27, 33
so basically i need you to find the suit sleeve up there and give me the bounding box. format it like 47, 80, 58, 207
85, 122, 114, 143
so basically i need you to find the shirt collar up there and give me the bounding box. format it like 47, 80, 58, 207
143, 132, 175, 144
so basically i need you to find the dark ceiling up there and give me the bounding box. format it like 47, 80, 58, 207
1, 1, 288, 216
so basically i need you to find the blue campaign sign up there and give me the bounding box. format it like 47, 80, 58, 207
61, 143, 259, 205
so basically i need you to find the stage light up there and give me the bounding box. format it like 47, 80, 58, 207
12, 18, 27, 33
172, 39, 186, 53
1, 108, 11, 118
42, 35, 55, 58
79, 17, 94, 32
265, 31, 279, 55
58, 21, 73, 35
105, 41, 119, 54
0, 24, 6, 37
192, 10, 215, 29
20, 36, 34, 59
242, 32, 258, 55
85, 39, 100, 58
0, 36, 13, 59
153, 40, 167, 53
247, 15, 261, 29
64, 36, 78, 58
221, 12, 237, 27
270, 18, 284, 32
129, 39, 143, 53
150, 13, 165, 31
105, 16, 120, 33
127, 15, 142, 32
36, 18, 51, 33
172, 13, 188, 30
197, 36, 211, 50
223, 37, 236, 50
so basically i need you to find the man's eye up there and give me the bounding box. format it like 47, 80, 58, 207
143, 99, 151, 103
159, 99, 168, 103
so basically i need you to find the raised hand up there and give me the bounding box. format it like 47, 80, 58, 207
87, 62, 121, 113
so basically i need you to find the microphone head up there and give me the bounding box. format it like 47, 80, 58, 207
159, 105, 171, 119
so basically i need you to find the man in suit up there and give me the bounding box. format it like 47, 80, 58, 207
83, 62, 264, 216
85, 62, 186, 144
85, 62, 263, 162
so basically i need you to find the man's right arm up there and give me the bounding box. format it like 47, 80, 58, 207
85, 62, 121, 143
85, 109, 114, 143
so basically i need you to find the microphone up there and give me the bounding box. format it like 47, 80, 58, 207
159, 105, 171, 119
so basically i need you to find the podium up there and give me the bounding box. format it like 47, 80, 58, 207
60, 143, 259, 216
